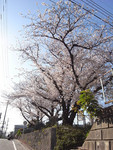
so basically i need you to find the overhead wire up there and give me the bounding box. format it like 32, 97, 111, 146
0, 0, 8, 128
79, 0, 113, 22
69, 0, 113, 28
2, 0, 9, 86
68, 0, 113, 36
49, 0, 113, 36
4, 0, 9, 82
99, 0, 113, 13
86, 0, 113, 18
0, 0, 4, 83
77, 0, 113, 35
2, 0, 6, 81
0, 0, 9, 92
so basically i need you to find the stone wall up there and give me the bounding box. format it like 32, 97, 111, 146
81, 106, 113, 150
19, 127, 56, 150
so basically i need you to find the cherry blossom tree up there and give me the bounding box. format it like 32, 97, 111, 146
8, 0, 113, 125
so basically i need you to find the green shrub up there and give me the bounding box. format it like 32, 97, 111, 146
54, 125, 91, 150
16, 129, 22, 138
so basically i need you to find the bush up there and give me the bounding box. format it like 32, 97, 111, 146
15, 129, 22, 138
24, 122, 45, 133
54, 125, 91, 150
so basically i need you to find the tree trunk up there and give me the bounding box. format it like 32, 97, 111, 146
62, 101, 81, 126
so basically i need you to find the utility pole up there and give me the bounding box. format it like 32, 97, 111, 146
1, 101, 9, 136
5, 118, 9, 136
0, 113, 2, 120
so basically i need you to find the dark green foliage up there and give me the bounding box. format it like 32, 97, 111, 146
25, 121, 45, 133
78, 89, 102, 118
54, 125, 91, 150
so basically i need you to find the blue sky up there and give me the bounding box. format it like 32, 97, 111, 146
0, 0, 56, 133
0, 0, 113, 133
7, 0, 54, 78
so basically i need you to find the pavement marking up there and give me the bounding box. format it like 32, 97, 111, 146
12, 141, 17, 150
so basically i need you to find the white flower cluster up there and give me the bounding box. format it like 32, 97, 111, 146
41, 2, 48, 6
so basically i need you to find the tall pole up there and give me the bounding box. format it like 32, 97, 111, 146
0, 113, 2, 120
1, 101, 9, 135
5, 118, 9, 135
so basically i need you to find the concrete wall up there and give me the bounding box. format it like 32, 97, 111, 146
19, 127, 56, 150
81, 106, 113, 150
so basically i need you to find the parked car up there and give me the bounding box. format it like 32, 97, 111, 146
7, 133, 13, 140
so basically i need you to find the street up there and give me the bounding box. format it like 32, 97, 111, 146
0, 139, 31, 150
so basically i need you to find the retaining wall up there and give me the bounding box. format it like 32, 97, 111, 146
81, 106, 113, 150
19, 127, 56, 150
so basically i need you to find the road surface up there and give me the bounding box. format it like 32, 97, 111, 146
0, 139, 32, 150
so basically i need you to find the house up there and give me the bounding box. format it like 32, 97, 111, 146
14, 125, 26, 134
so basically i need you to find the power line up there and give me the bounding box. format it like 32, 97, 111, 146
86, 0, 113, 18
49, 0, 113, 36
50, 0, 113, 27
69, 0, 113, 28
80, 0, 113, 22
0, 0, 9, 90
99, 0, 113, 13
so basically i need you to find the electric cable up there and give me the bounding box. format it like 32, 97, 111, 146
99, 0, 113, 13
80, 0, 113, 22
69, 0, 113, 27
86, 0, 113, 18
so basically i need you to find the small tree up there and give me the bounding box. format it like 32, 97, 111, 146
77, 89, 102, 118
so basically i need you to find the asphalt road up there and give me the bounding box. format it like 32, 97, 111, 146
0, 139, 31, 150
